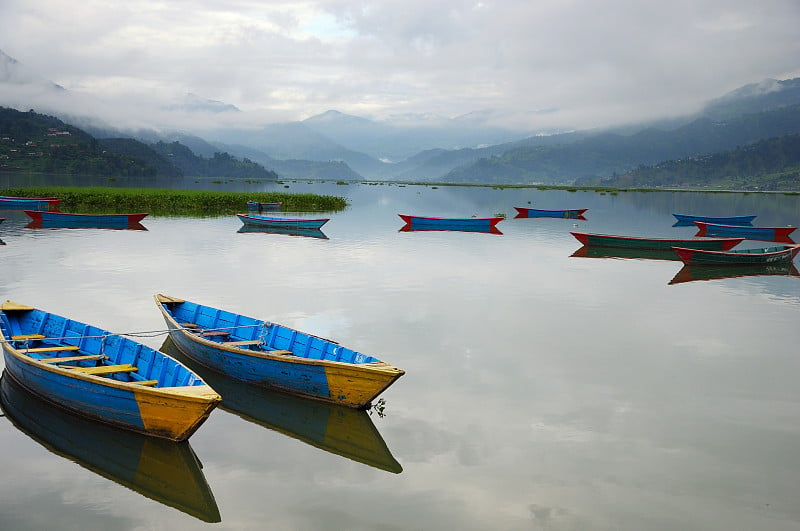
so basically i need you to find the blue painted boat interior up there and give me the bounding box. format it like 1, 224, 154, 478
165, 301, 380, 364
1, 309, 205, 387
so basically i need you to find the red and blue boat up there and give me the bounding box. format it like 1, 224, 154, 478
246, 200, 282, 213
672, 244, 800, 265
514, 207, 587, 219
155, 294, 404, 409
0, 195, 62, 211
673, 213, 756, 225
0, 301, 221, 441
570, 231, 744, 251
24, 210, 148, 229
237, 213, 329, 230
399, 214, 504, 232
669, 263, 800, 284
694, 221, 797, 242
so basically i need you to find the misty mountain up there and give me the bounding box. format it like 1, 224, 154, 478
0, 50, 64, 91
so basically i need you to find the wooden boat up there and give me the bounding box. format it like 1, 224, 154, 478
155, 294, 405, 409
0, 196, 62, 211
23, 210, 149, 229
570, 245, 680, 261
161, 337, 402, 473
0, 372, 220, 522
246, 200, 282, 213
236, 213, 329, 230
673, 213, 757, 225
672, 244, 800, 265
237, 224, 329, 239
398, 214, 504, 231
694, 221, 797, 242
570, 231, 744, 251
0, 301, 221, 441
514, 207, 587, 219
669, 263, 800, 285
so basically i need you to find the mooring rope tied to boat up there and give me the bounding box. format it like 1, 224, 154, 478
0, 323, 265, 345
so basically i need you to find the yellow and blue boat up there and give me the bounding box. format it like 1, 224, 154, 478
0, 301, 221, 441
155, 294, 405, 409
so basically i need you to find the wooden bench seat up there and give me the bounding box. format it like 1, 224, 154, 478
40, 354, 106, 364
201, 331, 230, 337
23, 345, 80, 353
132, 379, 159, 386
223, 340, 262, 347
181, 322, 199, 329
11, 334, 46, 340
65, 364, 138, 376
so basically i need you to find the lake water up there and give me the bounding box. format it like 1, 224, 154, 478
0, 180, 799, 531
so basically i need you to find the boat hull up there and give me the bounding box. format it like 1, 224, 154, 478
398, 214, 503, 230
669, 263, 800, 284
0, 373, 220, 522
694, 221, 797, 242
514, 207, 587, 219
673, 213, 756, 225
0, 197, 61, 210
24, 210, 149, 229
155, 295, 404, 409
236, 213, 328, 230
672, 244, 800, 265
0, 302, 220, 441
570, 231, 744, 250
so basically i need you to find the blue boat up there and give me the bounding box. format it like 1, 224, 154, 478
237, 213, 329, 230
246, 200, 282, 213
0, 196, 62, 210
399, 214, 504, 231
154, 294, 405, 409
514, 207, 587, 219
24, 210, 149, 229
694, 221, 796, 242
237, 224, 329, 239
0, 301, 221, 441
0, 372, 221, 522
673, 213, 756, 225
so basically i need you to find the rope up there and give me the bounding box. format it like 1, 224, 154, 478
0, 322, 265, 345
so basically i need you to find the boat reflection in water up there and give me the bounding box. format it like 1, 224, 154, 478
399, 224, 502, 235
669, 263, 800, 285
160, 338, 402, 474
0, 371, 220, 523
25, 221, 148, 231
570, 245, 681, 261
237, 224, 329, 239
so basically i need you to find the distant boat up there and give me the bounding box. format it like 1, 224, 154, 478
23, 210, 148, 230
672, 244, 800, 265
237, 224, 329, 239
236, 213, 329, 230
672, 213, 756, 225
0, 372, 221, 522
246, 200, 282, 213
0, 196, 62, 211
669, 263, 800, 285
514, 207, 587, 219
694, 221, 797, 242
155, 294, 405, 409
570, 231, 744, 250
398, 214, 504, 232
0, 300, 221, 441
161, 337, 402, 474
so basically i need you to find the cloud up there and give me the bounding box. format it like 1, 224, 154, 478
0, 0, 798, 132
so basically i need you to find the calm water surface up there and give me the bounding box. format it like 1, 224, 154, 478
0, 181, 799, 531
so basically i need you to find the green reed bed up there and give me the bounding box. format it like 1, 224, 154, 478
0, 187, 349, 216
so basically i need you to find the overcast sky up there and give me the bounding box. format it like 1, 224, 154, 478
1, 0, 799, 132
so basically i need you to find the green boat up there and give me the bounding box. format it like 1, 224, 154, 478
571, 231, 744, 251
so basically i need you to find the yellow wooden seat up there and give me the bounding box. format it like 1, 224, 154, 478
66, 364, 138, 376
40, 354, 106, 364
201, 330, 230, 337
223, 340, 262, 347
11, 334, 46, 340
182, 323, 199, 329
132, 380, 159, 386
23, 346, 80, 353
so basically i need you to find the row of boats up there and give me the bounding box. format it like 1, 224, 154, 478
0, 295, 405, 445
